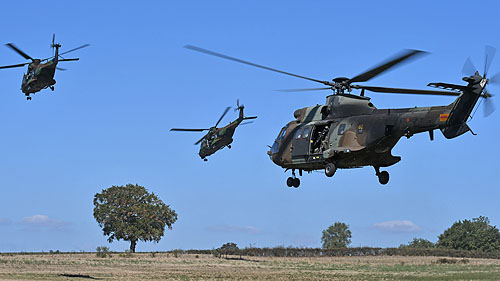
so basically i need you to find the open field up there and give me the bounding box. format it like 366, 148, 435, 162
0, 253, 500, 280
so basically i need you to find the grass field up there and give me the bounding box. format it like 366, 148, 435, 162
0, 253, 499, 280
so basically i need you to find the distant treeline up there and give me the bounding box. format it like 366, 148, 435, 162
182, 247, 500, 259
2, 247, 500, 259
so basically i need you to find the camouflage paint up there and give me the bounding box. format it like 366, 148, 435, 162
268, 73, 485, 173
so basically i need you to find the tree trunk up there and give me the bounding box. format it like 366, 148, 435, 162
130, 239, 137, 253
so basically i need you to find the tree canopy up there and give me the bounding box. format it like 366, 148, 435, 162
93, 184, 178, 253
321, 222, 352, 249
437, 216, 500, 252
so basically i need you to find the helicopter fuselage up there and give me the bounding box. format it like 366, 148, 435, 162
199, 125, 237, 159
269, 95, 452, 171
268, 73, 484, 179
22, 59, 58, 94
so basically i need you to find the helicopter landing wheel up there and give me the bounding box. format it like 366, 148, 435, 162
227, 145, 231, 149
378, 171, 389, 185
325, 162, 336, 177
50, 86, 54, 91
26, 96, 31, 101
203, 158, 208, 162
286, 177, 301, 188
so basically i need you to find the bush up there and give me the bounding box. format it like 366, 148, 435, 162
400, 238, 435, 249
119, 250, 132, 258
96, 246, 111, 258
436, 258, 469, 264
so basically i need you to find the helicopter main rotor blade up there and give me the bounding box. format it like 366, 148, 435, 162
275, 87, 332, 92
58, 44, 90, 56
347, 49, 427, 84
214, 106, 231, 127
354, 85, 461, 96
194, 134, 208, 145
5, 43, 34, 61
0, 62, 30, 69
240, 121, 255, 125
56, 67, 67, 71
185, 45, 332, 86
170, 128, 209, 132
59, 58, 80, 62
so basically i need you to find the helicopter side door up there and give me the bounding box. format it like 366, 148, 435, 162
291, 125, 312, 162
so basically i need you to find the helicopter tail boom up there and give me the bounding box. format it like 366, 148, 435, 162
440, 74, 485, 139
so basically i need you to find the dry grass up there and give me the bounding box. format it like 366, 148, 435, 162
0, 253, 499, 280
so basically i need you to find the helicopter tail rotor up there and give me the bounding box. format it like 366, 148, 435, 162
50, 33, 61, 55
483, 92, 495, 117
235, 98, 245, 112
469, 45, 497, 117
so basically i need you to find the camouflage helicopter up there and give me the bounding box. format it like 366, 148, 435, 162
185, 45, 498, 187
0, 34, 89, 100
171, 100, 257, 161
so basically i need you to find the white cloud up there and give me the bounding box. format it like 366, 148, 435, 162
19, 214, 69, 230
373, 220, 421, 233
206, 225, 262, 235
0, 218, 12, 225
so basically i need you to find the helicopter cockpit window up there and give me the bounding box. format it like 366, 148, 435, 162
337, 124, 346, 135
294, 127, 302, 139
295, 126, 311, 140
277, 125, 288, 140
302, 127, 311, 139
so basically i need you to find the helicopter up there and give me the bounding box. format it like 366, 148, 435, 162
185, 45, 498, 187
171, 100, 257, 161
0, 34, 89, 100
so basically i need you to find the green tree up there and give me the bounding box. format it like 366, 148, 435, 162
399, 238, 435, 248
321, 222, 352, 248
437, 216, 500, 252
219, 242, 239, 258
93, 184, 178, 253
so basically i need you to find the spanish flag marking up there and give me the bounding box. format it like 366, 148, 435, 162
440, 113, 449, 122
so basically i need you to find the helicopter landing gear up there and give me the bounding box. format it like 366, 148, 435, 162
286, 169, 300, 188
227, 144, 231, 149
287, 177, 300, 188
325, 162, 336, 177
374, 166, 389, 185
50, 86, 54, 91
26, 96, 31, 101
203, 158, 208, 162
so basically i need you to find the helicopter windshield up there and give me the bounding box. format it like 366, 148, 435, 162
201, 138, 210, 149
270, 125, 288, 154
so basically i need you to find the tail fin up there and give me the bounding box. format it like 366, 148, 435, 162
235, 99, 257, 121
440, 72, 485, 139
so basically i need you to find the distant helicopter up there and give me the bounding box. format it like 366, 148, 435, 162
185, 45, 497, 187
0, 34, 89, 100
171, 100, 257, 161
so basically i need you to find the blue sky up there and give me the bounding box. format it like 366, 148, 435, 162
0, 0, 499, 252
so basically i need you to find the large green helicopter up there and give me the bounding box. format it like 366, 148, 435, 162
185, 45, 497, 187
171, 100, 257, 161
0, 34, 89, 100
